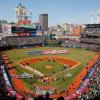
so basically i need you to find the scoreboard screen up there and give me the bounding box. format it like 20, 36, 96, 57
11, 26, 36, 33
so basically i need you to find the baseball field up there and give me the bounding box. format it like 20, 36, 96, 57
2, 47, 96, 93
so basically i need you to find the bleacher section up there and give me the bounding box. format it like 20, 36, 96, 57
64, 55, 100, 100
0, 55, 24, 100
62, 40, 81, 48
0, 36, 44, 47
80, 24, 100, 50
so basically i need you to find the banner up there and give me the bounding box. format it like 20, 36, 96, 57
27, 50, 68, 55
2, 24, 12, 36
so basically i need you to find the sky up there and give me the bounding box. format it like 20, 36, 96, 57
0, 0, 100, 26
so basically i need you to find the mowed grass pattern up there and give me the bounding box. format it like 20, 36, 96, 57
3, 47, 96, 62
3, 47, 97, 91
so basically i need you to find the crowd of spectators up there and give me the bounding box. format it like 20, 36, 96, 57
75, 57, 100, 100
62, 39, 100, 50
82, 23, 100, 35
0, 56, 17, 100
80, 24, 100, 50
62, 40, 81, 48
0, 36, 44, 47
0, 59, 6, 97
0, 54, 25, 100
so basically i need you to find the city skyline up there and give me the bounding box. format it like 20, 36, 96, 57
0, 0, 100, 26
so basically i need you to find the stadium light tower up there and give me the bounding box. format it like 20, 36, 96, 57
90, 11, 94, 24
96, 10, 100, 24
20, 0, 24, 4
28, 9, 33, 20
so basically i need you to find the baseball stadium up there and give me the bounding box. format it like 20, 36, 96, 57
0, 1, 100, 100
0, 29, 100, 100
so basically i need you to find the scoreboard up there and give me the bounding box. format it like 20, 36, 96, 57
11, 26, 36, 33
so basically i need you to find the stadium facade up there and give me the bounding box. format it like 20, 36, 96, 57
63, 24, 100, 50
80, 24, 100, 50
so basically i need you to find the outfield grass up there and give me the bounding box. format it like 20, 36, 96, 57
3, 47, 97, 91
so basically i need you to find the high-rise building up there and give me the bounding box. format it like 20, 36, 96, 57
72, 25, 82, 36
39, 14, 48, 32
15, 3, 27, 22
15, 2, 33, 25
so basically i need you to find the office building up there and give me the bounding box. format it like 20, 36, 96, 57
39, 14, 48, 32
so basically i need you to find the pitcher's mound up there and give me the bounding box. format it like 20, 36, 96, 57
45, 65, 52, 69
